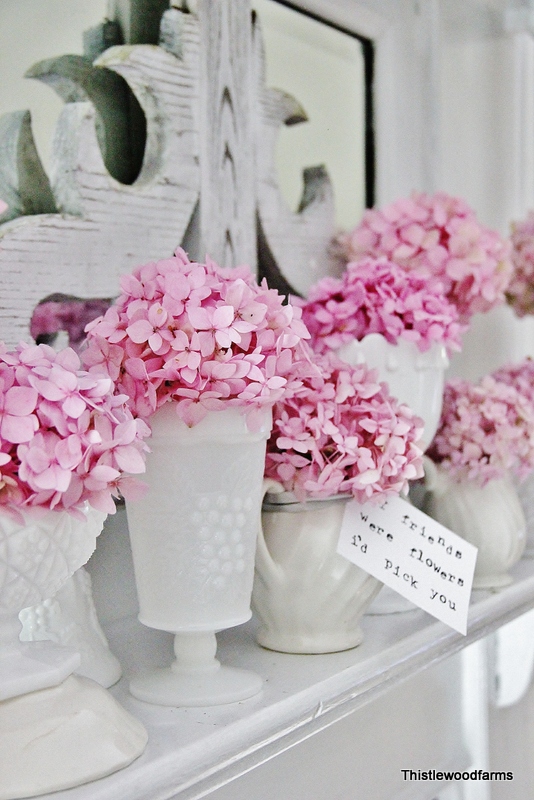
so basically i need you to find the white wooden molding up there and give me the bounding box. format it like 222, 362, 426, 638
0, 9, 200, 347
253, 11, 336, 296
0, 110, 57, 222
197, 0, 256, 268
509, 30, 534, 219
492, 609, 534, 709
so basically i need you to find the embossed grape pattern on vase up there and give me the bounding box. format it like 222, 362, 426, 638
0, 507, 103, 615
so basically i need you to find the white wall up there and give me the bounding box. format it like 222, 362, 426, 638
0, 0, 108, 169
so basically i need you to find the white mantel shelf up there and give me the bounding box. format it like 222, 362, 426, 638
38, 556, 534, 800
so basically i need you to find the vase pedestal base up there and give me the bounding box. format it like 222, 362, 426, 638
130, 630, 262, 707
256, 627, 363, 655
130, 662, 263, 707
366, 586, 418, 615
473, 573, 514, 590
0, 674, 148, 800
0, 641, 80, 701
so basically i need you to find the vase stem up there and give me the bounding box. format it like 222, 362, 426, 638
171, 632, 220, 675
129, 627, 262, 707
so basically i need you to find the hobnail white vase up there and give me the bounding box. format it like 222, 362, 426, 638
125, 403, 272, 706
19, 566, 122, 689
337, 333, 448, 615
423, 457, 526, 589
336, 333, 449, 450
252, 493, 382, 653
0, 504, 147, 798
0, 504, 105, 700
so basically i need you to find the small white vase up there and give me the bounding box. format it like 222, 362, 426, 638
514, 472, 534, 557
423, 458, 526, 589
0, 504, 147, 797
126, 403, 272, 706
19, 567, 122, 688
0, 675, 147, 800
252, 493, 382, 653
336, 334, 449, 450
0, 504, 105, 700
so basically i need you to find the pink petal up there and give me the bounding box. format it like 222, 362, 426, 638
212, 305, 235, 328
4, 386, 38, 415
62, 394, 87, 419
113, 445, 146, 474
126, 319, 154, 343
1, 413, 38, 444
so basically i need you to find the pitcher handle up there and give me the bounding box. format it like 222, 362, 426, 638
255, 479, 285, 582
422, 455, 446, 496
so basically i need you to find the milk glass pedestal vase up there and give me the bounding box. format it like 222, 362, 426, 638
19, 567, 122, 688
252, 495, 382, 654
338, 333, 448, 614
423, 459, 527, 589
0, 505, 147, 799
126, 404, 271, 707
514, 473, 534, 557
336, 334, 448, 451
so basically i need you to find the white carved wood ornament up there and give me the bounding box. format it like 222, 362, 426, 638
0, 0, 336, 349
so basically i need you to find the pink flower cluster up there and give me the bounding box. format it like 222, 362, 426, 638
30, 296, 113, 354
337, 192, 512, 323
427, 373, 534, 486
506, 211, 534, 317
492, 357, 534, 399
264, 350, 424, 502
0, 342, 149, 518
299, 257, 463, 355
83, 248, 310, 428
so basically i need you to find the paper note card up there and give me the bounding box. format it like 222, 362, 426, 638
336, 495, 478, 634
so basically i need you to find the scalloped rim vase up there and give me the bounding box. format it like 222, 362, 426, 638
0, 503, 106, 700
252, 493, 382, 654
336, 334, 449, 451
0, 504, 148, 798
125, 403, 272, 707
423, 457, 526, 589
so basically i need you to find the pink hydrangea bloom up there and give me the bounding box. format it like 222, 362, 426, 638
30, 296, 113, 354
506, 211, 534, 316
426, 374, 534, 486
337, 192, 512, 323
298, 257, 463, 355
0, 342, 150, 519
492, 357, 534, 394
83, 249, 310, 427
264, 349, 425, 503
0, 199, 7, 216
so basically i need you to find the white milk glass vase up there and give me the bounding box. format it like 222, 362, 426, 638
252, 493, 382, 653
337, 333, 448, 614
126, 403, 272, 706
0, 504, 105, 700
423, 457, 526, 589
19, 566, 122, 689
0, 504, 147, 799
336, 333, 448, 451
514, 472, 534, 557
